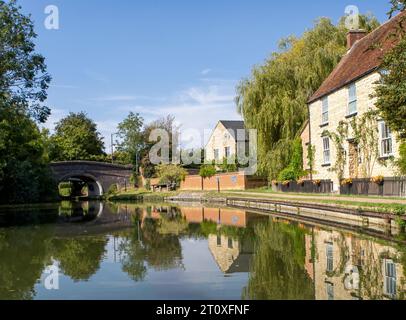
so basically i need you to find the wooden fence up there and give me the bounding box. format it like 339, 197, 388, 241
340, 177, 406, 197
273, 180, 333, 194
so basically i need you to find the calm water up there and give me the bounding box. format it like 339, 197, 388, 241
0, 201, 405, 300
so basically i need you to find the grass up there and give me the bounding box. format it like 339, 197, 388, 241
210, 191, 406, 215
240, 187, 406, 201
106, 187, 179, 202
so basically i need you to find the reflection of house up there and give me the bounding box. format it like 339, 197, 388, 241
307, 229, 406, 300
205, 120, 248, 162
208, 234, 254, 274
180, 207, 264, 228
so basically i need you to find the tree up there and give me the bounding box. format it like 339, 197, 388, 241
199, 164, 217, 191
374, 3, 406, 174
277, 138, 305, 181
116, 112, 144, 167
140, 115, 180, 178
0, 0, 56, 203
236, 15, 379, 181
49, 112, 105, 161
0, 0, 51, 123
156, 164, 187, 187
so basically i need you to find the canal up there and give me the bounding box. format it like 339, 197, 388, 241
0, 201, 405, 300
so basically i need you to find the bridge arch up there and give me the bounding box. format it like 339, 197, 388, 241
50, 161, 133, 198
59, 173, 104, 197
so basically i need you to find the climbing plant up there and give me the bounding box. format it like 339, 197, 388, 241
326, 121, 349, 182
327, 111, 387, 182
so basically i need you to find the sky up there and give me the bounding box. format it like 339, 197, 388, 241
17, 0, 390, 150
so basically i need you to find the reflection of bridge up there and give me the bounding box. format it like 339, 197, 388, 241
50, 161, 133, 197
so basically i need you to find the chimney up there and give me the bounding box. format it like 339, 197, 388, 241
347, 30, 367, 50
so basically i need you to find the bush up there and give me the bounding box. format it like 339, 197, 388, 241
108, 184, 118, 195
397, 140, 406, 175
199, 164, 217, 179
156, 164, 187, 186
277, 138, 305, 182
144, 179, 151, 191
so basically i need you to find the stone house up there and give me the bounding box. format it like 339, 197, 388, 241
306, 12, 405, 191
205, 120, 248, 163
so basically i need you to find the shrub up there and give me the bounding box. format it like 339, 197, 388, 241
108, 184, 118, 195
145, 179, 151, 191
156, 164, 187, 186
397, 140, 406, 175
199, 164, 217, 179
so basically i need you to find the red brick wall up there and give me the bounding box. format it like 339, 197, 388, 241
180, 172, 266, 191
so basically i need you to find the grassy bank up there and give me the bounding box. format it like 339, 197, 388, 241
106, 188, 179, 202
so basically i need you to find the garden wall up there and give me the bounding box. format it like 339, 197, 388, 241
340, 177, 406, 197
272, 180, 334, 194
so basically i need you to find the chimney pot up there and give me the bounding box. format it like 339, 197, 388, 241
347, 30, 367, 50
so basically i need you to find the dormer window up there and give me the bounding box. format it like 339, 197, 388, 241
322, 97, 329, 125
348, 83, 357, 116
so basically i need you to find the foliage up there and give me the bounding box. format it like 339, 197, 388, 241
277, 138, 305, 181
0, 0, 51, 123
236, 16, 379, 181
144, 178, 151, 191
328, 111, 385, 181
116, 112, 144, 166
397, 140, 406, 175
0, 108, 57, 204
156, 164, 187, 186
218, 156, 238, 173
327, 121, 349, 182
199, 164, 217, 179
140, 115, 180, 178
107, 184, 118, 195
0, 1, 57, 204
243, 221, 314, 300
49, 112, 105, 161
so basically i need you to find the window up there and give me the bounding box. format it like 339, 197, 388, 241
379, 121, 393, 157
383, 259, 397, 297
323, 137, 331, 165
217, 235, 222, 247
228, 238, 234, 249
326, 282, 335, 301
348, 83, 357, 115
214, 149, 220, 160
322, 97, 329, 124
326, 243, 334, 272
225, 146, 231, 158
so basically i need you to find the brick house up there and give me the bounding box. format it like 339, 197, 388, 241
307, 12, 405, 192
205, 120, 248, 163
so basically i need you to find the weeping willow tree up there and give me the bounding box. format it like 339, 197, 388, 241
236, 15, 380, 180
243, 220, 314, 300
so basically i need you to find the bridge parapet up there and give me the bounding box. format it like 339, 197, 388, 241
50, 161, 134, 196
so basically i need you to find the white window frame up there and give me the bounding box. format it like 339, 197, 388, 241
214, 149, 220, 161
224, 146, 231, 158
383, 259, 397, 298
323, 137, 331, 165
379, 121, 393, 157
322, 97, 329, 125
326, 243, 334, 272
348, 83, 357, 116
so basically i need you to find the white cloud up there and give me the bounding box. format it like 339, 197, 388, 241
201, 68, 212, 75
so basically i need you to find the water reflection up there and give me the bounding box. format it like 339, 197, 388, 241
0, 201, 405, 300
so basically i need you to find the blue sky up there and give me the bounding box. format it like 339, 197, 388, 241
17, 0, 390, 150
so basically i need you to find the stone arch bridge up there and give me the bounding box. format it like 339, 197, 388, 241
50, 161, 133, 197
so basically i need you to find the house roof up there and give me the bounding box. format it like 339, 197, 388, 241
308, 11, 406, 104
219, 120, 245, 131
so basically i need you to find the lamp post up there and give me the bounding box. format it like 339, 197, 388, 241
111, 133, 118, 164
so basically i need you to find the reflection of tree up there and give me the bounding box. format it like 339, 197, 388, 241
0, 227, 53, 300
51, 237, 107, 282
243, 221, 314, 300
